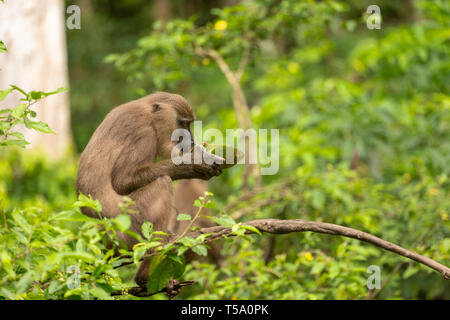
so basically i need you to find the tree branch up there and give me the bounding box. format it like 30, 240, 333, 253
190, 219, 450, 280
236, 44, 250, 82
194, 46, 251, 130
111, 280, 195, 298
194, 45, 261, 190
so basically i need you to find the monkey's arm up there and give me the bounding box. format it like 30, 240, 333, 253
112, 157, 221, 196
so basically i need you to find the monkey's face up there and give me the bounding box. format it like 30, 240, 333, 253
149, 92, 195, 159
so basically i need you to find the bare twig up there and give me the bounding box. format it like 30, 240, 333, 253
111, 280, 195, 298
236, 44, 250, 82
190, 219, 450, 280
112, 218, 448, 298
194, 45, 261, 189
115, 219, 449, 279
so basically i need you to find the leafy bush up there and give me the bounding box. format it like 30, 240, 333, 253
1, 0, 449, 299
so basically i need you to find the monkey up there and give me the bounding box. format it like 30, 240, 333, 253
75, 92, 223, 288
174, 179, 223, 265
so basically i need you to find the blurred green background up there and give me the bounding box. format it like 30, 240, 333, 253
0, 0, 449, 299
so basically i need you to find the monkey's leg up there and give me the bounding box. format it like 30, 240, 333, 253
129, 176, 177, 288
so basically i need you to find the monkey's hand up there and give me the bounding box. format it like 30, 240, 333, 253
175, 150, 223, 181
165, 279, 182, 299
192, 161, 223, 180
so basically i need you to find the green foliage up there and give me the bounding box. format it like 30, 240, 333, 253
105, 0, 342, 89
182, 169, 449, 299
0, 199, 123, 299
106, 0, 449, 299
0, 86, 67, 148
1, 0, 449, 300
0, 188, 245, 299
0, 150, 78, 212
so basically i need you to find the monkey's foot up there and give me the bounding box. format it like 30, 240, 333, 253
165, 279, 182, 299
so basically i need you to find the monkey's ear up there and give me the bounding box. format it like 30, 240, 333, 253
152, 104, 161, 112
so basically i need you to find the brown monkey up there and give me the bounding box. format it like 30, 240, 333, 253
174, 179, 223, 265
76, 92, 222, 287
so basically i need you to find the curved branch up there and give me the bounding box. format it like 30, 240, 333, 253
190, 219, 450, 280
194, 45, 261, 189
194, 46, 251, 130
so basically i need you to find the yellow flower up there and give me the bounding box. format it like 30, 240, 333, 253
429, 188, 439, 196
214, 20, 227, 31
304, 252, 313, 261
441, 212, 448, 221
353, 59, 365, 72
287, 62, 300, 74
403, 173, 411, 184
231, 294, 238, 300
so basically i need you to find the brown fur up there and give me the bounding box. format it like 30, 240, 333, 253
174, 179, 223, 265
76, 92, 222, 287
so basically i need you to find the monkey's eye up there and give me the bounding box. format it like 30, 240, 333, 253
179, 120, 190, 128
152, 104, 161, 112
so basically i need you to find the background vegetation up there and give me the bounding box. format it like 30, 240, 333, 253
0, 0, 449, 299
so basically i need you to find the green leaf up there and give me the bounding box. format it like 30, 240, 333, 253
76, 239, 87, 252
90, 287, 113, 300
177, 236, 196, 246
47, 281, 65, 294
191, 244, 208, 256
203, 200, 216, 209
29, 91, 45, 100
177, 213, 192, 221
142, 221, 153, 239
8, 132, 25, 139
206, 213, 236, 227
11, 210, 32, 234
23, 116, 31, 129
0, 120, 11, 131
1, 139, 29, 148
168, 253, 185, 278
64, 288, 85, 298
133, 244, 147, 264
29, 120, 55, 134
43, 87, 68, 97
0, 288, 15, 300
239, 225, 262, 236
152, 231, 169, 236
193, 199, 202, 207
0, 88, 12, 102
73, 193, 102, 213
177, 245, 189, 256
11, 104, 27, 118
147, 255, 185, 293
50, 210, 92, 222
0, 108, 12, 114
113, 214, 131, 232
311, 262, 326, 275
0, 40, 7, 53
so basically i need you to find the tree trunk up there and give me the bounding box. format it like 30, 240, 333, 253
153, 0, 172, 24
0, 0, 72, 159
